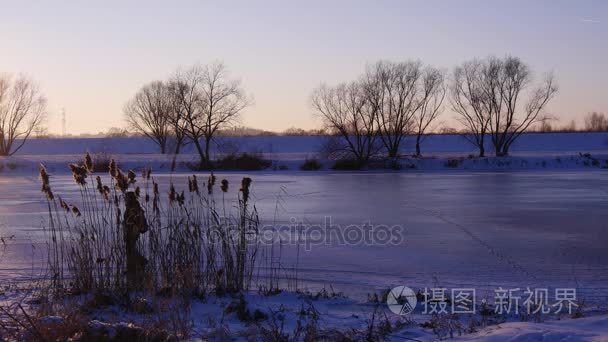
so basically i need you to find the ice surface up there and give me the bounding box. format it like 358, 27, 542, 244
1, 171, 607, 305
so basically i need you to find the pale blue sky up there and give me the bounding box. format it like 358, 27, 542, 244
1, 0, 606, 134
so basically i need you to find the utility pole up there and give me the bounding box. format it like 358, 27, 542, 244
61, 108, 66, 137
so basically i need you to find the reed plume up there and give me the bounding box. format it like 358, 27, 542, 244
39, 164, 54, 200
69, 164, 88, 186
85, 152, 93, 173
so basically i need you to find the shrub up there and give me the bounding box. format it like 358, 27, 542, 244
188, 153, 272, 171
580, 152, 600, 167
367, 158, 401, 170
300, 158, 322, 171
215, 153, 271, 171
79, 151, 112, 172
444, 159, 461, 168
6, 162, 17, 170
331, 159, 363, 170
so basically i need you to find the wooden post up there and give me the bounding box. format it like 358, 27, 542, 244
123, 191, 148, 291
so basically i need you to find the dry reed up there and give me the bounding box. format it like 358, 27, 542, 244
41, 154, 267, 300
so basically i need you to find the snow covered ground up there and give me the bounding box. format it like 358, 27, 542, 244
1, 132, 608, 174
454, 315, 608, 341
9, 132, 608, 156
7, 288, 605, 341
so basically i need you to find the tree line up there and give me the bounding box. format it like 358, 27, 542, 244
2, 56, 608, 159
312, 56, 558, 163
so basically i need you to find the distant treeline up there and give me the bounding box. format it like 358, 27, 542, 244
34, 111, 608, 140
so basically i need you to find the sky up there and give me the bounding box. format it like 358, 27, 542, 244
1, 0, 606, 135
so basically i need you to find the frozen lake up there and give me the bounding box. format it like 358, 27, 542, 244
1, 171, 608, 303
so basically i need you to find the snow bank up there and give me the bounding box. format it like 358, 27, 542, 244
454, 314, 608, 341
23, 290, 608, 341
1, 152, 607, 176
1, 132, 607, 175
9, 132, 608, 156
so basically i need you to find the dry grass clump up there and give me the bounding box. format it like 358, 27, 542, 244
77, 151, 113, 172
215, 153, 272, 171
1, 153, 302, 339
0, 161, 18, 172
331, 158, 364, 170
187, 152, 272, 171
7, 154, 271, 338
0, 295, 188, 341
40, 154, 264, 300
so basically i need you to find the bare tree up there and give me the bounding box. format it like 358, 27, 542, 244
452, 56, 557, 157
168, 66, 205, 160
105, 127, 130, 138
584, 112, 608, 131
484, 56, 558, 156
198, 63, 251, 165
311, 81, 379, 164
365, 61, 423, 159
124, 81, 172, 153
34, 121, 50, 138
562, 119, 577, 132
170, 63, 250, 167
451, 60, 491, 157
538, 120, 554, 132
413, 67, 446, 157
0, 74, 46, 156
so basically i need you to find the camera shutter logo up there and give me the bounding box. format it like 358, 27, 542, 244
387, 286, 417, 315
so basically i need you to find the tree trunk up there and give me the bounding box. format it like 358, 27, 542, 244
204, 139, 211, 164
192, 138, 205, 167
0, 135, 8, 156
171, 140, 181, 172
415, 134, 422, 157
494, 144, 502, 157
501, 143, 510, 156
387, 145, 399, 159
203, 136, 212, 169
